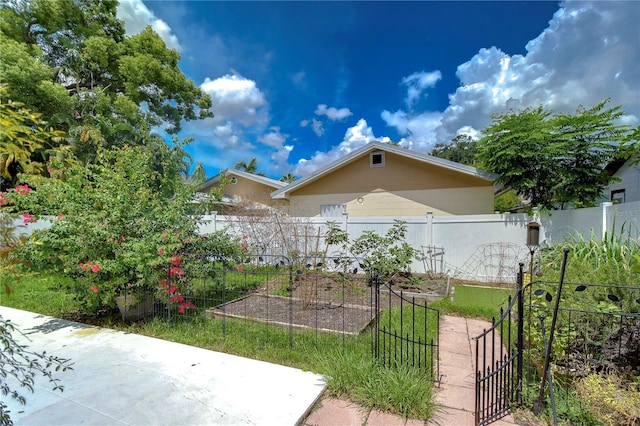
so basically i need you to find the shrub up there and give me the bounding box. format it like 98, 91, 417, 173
576, 373, 640, 426
326, 220, 419, 279
2, 141, 238, 313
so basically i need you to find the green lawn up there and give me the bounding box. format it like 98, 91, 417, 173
1, 273, 437, 420
431, 284, 515, 319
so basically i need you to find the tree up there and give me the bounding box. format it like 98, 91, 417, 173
190, 162, 207, 184
477, 101, 628, 210
0, 85, 70, 191
2, 139, 208, 312
234, 157, 265, 176
0, 0, 212, 170
621, 125, 640, 165
551, 100, 628, 208
279, 173, 296, 183
430, 134, 478, 166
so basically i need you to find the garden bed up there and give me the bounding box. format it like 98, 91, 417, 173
206, 273, 450, 334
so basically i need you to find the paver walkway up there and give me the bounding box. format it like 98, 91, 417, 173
303, 315, 517, 426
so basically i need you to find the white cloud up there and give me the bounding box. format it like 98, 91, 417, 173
200, 74, 268, 127
292, 71, 307, 89
315, 104, 353, 121
311, 119, 324, 137
116, 0, 182, 52
380, 1, 639, 153
402, 71, 442, 109
293, 119, 388, 176
258, 128, 294, 170
435, 0, 639, 142
381, 109, 443, 153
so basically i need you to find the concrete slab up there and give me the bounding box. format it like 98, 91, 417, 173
0, 306, 326, 426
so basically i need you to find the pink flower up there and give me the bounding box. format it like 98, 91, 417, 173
90, 285, 99, 293
15, 185, 32, 195
79, 262, 88, 271
178, 301, 196, 314
158, 248, 164, 256
170, 254, 182, 266
90, 263, 101, 273
0, 193, 8, 206
22, 213, 36, 225
170, 294, 184, 303
57, 213, 64, 220
169, 266, 183, 277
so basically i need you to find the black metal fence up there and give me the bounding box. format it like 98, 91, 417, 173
373, 279, 440, 380
116, 253, 441, 380
474, 256, 640, 426
118, 254, 378, 346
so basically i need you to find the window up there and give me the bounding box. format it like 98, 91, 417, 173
320, 204, 346, 217
611, 189, 625, 204
230, 176, 237, 184
370, 151, 385, 167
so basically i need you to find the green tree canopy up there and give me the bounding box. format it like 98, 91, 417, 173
429, 134, 478, 166
477, 100, 630, 210
234, 157, 266, 176
279, 173, 296, 183
0, 85, 70, 190
0, 0, 212, 166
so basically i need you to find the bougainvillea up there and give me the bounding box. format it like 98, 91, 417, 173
2, 140, 239, 313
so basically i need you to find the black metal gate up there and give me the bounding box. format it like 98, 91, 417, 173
373, 277, 440, 380
473, 264, 525, 426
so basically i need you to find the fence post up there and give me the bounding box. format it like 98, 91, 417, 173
516, 262, 524, 406
212, 210, 218, 232
601, 201, 612, 240
426, 211, 433, 247
342, 210, 348, 232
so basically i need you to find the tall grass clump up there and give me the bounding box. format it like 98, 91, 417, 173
540, 223, 640, 287
310, 345, 436, 420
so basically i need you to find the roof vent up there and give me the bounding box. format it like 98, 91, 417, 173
370, 151, 385, 167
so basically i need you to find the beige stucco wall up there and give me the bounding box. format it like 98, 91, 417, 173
203, 178, 287, 210
294, 151, 488, 196
287, 151, 494, 216
289, 187, 495, 217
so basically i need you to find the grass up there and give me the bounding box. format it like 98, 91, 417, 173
431, 284, 514, 320
1, 273, 437, 420
1, 274, 81, 316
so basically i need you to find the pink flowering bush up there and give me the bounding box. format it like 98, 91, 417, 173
2, 141, 241, 314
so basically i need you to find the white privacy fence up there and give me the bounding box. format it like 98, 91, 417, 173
199, 200, 640, 282
6, 201, 639, 283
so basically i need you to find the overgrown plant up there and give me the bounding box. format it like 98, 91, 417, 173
1, 141, 238, 313
339, 220, 420, 279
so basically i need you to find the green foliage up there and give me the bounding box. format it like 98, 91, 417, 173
576, 373, 640, 426
2, 142, 238, 313
0, 85, 70, 189
0, 0, 212, 170
429, 134, 478, 166
494, 189, 521, 213
430, 285, 514, 320
1, 316, 73, 425
540, 227, 640, 292
325, 220, 420, 278
477, 100, 630, 210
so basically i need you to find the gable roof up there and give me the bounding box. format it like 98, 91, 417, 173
272, 141, 498, 199
200, 168, 287, 192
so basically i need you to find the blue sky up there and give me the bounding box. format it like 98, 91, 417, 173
117, 1, 640, 180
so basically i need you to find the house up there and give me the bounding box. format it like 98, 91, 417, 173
271, 141, 498, 217
603, 157, 640, 204
199, 169, 289, 214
